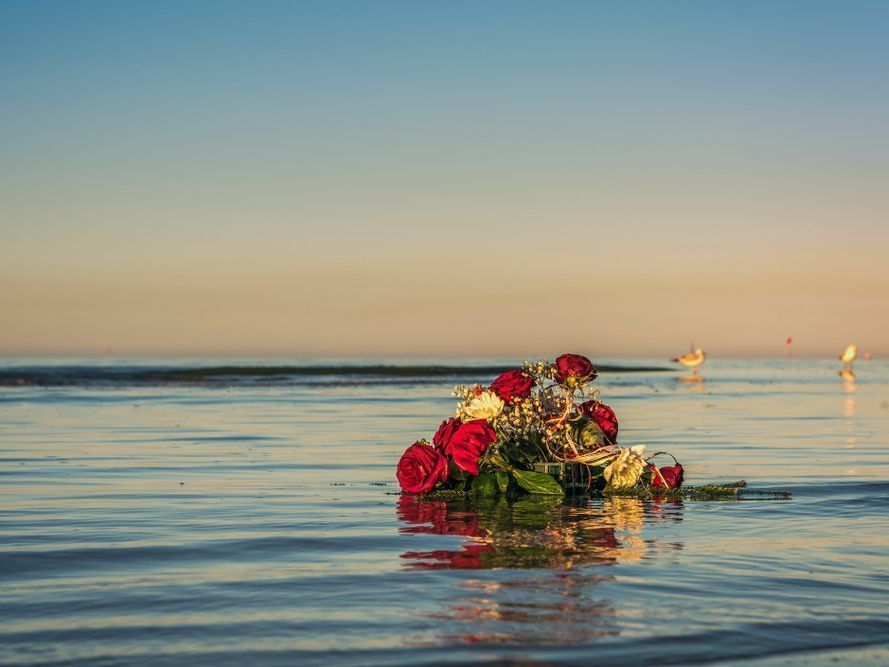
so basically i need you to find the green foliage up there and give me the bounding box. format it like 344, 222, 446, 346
573, 419, 606, 449
486, 449, 512, 470
410, 488, 473, 501
495, 470, 511, 494
414, 477, 789, 502
483, 437, 546, 472
512, 469, 565, 496
448, 460, 465, 481
602, 480, 790, 501
448, 460, 471, 491
471, 472, 499, 497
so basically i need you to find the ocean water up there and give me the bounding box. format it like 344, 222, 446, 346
1, 358, 887, 666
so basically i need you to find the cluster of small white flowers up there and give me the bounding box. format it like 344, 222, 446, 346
522, 359, 558, 383
451, 384, 478, 400
447, 360, 606, 460
579, 385, 601, 402
452, 384, 478, 419
492, 395, 547, 438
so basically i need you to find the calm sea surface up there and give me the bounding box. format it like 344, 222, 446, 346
1, 358, 887, 666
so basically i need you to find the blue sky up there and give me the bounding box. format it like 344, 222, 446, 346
2, 1, 888, 356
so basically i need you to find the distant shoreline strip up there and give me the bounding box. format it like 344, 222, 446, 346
0, 364, 672, 386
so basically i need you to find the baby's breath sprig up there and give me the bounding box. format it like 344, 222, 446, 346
447, 359, 610, 466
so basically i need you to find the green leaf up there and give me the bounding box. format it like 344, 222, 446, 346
575, 420, 605, 449
510, 439, 541, 466
472, 472, 499, 496
512, 469, 565, 496
448, 460, 468, 482
488, 450, 512, 470
447, 461, 472, 491
495, 470, 511, 494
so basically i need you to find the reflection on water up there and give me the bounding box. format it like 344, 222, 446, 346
398, 496, 683, 570
397, 496, 684, 644
430, 571, 622, 645
2, 359, 889, 665
677, 375, 706, 395
840, 368, 856, 393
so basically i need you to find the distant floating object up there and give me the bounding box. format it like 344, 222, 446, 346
839, 344, 858, 370
786, 336, 793, 345
672, 346, 706, 375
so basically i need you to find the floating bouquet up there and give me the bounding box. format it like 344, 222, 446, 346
396, 354, 684, 497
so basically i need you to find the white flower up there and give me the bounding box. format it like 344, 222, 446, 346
603, 445, 647, 488
462, 391, 505, 421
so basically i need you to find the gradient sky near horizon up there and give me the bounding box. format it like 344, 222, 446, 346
2, 0, 888, 358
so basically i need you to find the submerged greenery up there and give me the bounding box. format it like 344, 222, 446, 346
406, 479, 790, 502
602, 481, 791, 501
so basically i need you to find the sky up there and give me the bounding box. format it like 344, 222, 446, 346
1, 0, 888, 358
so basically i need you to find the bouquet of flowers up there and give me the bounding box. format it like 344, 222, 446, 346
396, 354, 684, 497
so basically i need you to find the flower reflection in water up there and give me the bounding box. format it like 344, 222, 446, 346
397, 495, 684, 644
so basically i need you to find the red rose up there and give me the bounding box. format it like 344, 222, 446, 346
554, 353, 597, 384
397, 442, 449, 494
489, 369, 535, 403
443, 419, 496, 475
432, 417, 461, 452
649, 463, 684, 489
579, 401, 619, 444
